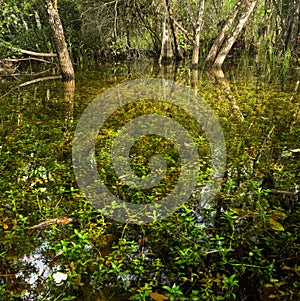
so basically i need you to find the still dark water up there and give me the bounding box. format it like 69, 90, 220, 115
0, 60, 299, 300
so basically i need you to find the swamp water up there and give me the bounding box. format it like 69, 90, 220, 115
0, 61, 299, 300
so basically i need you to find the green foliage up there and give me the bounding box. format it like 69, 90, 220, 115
1, 0, 298, 66
0, 64, 299, 300
0, 0, 52, 53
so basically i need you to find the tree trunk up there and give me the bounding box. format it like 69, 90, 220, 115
212, 1, 256, 69
159, 14, 174, 65
45, 0, 74, 81
281, 0, 300, 51
165, 0, 183, 60
191, 0, 205, 69
205, 1, 240, 68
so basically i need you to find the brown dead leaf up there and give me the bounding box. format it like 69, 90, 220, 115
70, 261, 75, 270
149, 292, 169, 301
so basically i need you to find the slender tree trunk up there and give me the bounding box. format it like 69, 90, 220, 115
281, 0, 300, 51
212, 1, 256, 69
205, 2, 240, 68
191, 0, 205, 69
159, 13, 174, 65
45, 0, 74, 81
165, 0, 183, 60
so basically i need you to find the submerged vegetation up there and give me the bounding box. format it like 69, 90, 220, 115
0, 62, 299, 300
0, 0, 299, 300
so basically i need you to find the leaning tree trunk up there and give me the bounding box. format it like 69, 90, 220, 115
45, 0, 74, 81
212, 1, 256, 69
204, 2, 240, 68
191, 0, 205, 69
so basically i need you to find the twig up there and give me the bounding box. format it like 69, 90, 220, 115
173, 19, 194, 43
270, 189, 297, 196
29, 217, 72, 231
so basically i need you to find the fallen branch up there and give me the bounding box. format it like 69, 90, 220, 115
17, 75, 62, 88
29, 216, 73, 233
270, 189, 297, 196
19, 48, 57, 57
3, 44, 57, 57
0, 75, 62, 98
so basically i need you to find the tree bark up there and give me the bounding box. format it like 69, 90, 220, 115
165, 0, 183, 60
159, 13, 174, 65
45, 0, 74, 81
281, 0, 300, 51
191, 0, 205, 69
212, 1, 256, 69
205, 1, 240, 68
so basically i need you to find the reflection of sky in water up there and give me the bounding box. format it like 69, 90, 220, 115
16, 241, 62, 299
15, 240, 130, 300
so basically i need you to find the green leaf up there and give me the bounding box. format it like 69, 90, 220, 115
270, 210, 287, 220
61, 296, 77, 301
268, 218, 284, 231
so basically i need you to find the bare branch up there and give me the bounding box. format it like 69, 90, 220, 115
2, 44, 57, 57
0, 75, 62, 98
